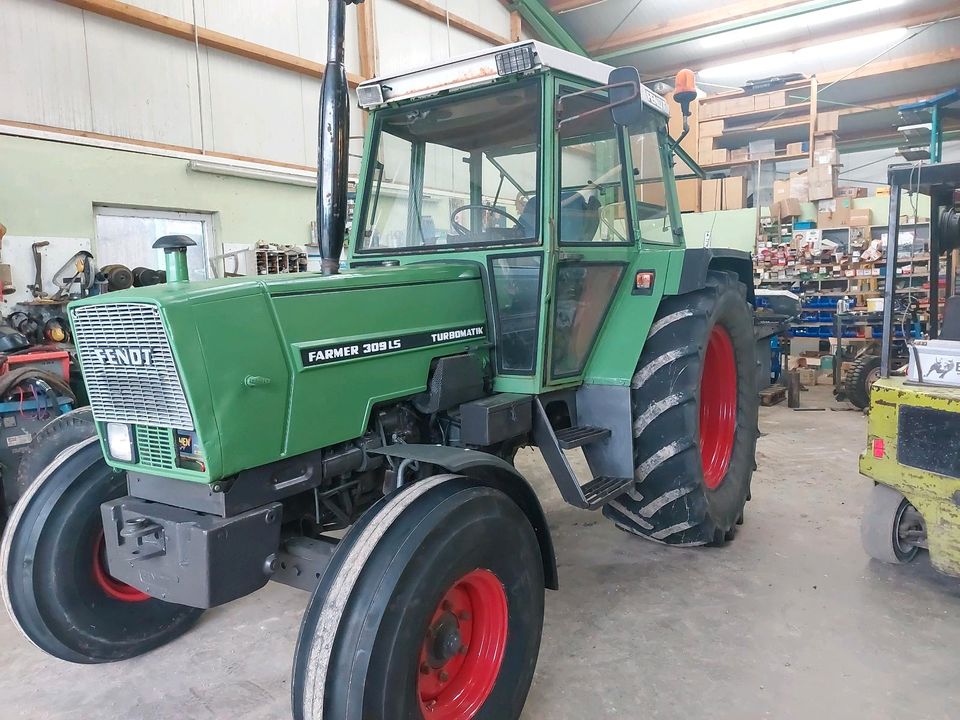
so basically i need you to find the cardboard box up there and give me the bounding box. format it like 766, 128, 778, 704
798, 368, 817, 387
698, 137, 714, 158
814, 133, 837, 151
848, 208, 872, 226
876, 186, 891, 197
676, 178, 700, 213
700, 120, 724, 137
817, 208, 850, 229
723, 176, 746, 210
712, 148, 730, 164
786, 141, 808, 156
754, 94, 770, 111
773, 179, 791, 204
837, 186, 868, 199
768, 90, 786, 108
777, 198, 803, 220
808, 164, 837, 201
818, 111, 840, 133
814, 148, 839, 166
749, 138, 776, 159
789, 172, 809, 203
730, 147, 750, 162
701, 179, 723, 212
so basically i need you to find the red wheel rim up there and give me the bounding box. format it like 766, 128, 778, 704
700, 325, 737, 490
418, 568, 508, 719
91, 531, 150, 603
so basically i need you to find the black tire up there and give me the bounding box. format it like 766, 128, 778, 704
5, 407, 95, 509
861, 483, 922, 564
1, 437, 203, 663
603, 270, 758, 546
845, 354, 881, 410
292, 474, 544, 720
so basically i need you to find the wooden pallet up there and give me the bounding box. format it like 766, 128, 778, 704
759, 385, 786, 406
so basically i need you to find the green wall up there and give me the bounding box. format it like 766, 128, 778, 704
0, 135, 317, 250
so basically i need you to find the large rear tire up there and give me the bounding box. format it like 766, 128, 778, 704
604, 270, 758, 545
292, 474, 544, 720
1, 437, 203, 663
844, 354, 881, 410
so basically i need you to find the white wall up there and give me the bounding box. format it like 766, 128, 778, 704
0, 0, 514, 167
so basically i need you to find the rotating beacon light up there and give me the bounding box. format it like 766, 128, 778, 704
673, 68, 698, 141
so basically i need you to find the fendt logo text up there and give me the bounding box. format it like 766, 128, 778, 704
90, 347, 155, 367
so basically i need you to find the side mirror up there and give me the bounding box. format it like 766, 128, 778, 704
608, 66, 645, 128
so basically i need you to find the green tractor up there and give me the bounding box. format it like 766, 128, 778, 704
2, 2, 758, 717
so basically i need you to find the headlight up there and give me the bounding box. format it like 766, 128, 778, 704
106, 422, 134, 462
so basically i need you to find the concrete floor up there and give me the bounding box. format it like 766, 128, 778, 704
1, 386, 959, 719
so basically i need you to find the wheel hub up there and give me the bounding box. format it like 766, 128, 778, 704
418, 568, 508, 719
91, 531, 150, 603
699, 325, 738, 489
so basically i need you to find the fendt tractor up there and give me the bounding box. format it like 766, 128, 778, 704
2, 2, 758, 718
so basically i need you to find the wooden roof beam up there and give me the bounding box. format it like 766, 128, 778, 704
57, 0, 366, 85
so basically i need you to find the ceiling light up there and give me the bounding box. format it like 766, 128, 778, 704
701, 0, 905, 48
699, 27, 908, 81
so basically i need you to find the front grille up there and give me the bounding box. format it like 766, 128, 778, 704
71, 303, 194, 430
135, 425, 177, 471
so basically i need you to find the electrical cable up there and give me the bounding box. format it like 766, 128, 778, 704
595, 0, 647, 54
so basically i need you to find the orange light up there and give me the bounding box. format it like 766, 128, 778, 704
675, 69, 696, 96
636, 271, 654, 289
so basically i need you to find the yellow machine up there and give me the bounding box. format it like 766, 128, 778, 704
859, 159, 960, 570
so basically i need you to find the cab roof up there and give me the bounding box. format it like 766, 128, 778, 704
356, 40, 669, 118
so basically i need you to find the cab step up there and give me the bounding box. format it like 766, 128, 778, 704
554, 425, 610, 450
580, 476, 634, 507
532, 397, 629, 510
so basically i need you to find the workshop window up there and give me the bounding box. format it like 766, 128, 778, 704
94, 207, 213, 280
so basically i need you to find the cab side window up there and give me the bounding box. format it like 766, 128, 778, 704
557, 87, 630, 244
630, 125, 676, 245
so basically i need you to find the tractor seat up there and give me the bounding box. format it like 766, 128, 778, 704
517, 191, 601, 242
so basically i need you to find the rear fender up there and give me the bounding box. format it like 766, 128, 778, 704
369, 444, 559, 590
674, 248, 755, 305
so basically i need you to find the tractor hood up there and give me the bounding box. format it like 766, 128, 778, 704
69, 261, 489, 483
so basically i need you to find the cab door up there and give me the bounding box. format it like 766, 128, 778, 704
545, 81, 636, 384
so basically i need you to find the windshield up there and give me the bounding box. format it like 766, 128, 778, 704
358, 79, 542, 252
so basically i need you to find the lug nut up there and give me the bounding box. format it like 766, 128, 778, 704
439, 671, 449, 683
458, 611, 471, 621
420, 663, 430, 675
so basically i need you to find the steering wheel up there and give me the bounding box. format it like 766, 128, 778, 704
450, 204, 524, 235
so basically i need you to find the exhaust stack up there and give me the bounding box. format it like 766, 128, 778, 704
316, 0, 359, 275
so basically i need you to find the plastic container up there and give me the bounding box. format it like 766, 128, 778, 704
4, 350, 70, 381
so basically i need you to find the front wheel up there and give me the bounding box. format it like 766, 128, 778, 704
1, 437, 203, 663
861, 483, 923, 564
604, 269, 759, 545
292, 474, 544, 720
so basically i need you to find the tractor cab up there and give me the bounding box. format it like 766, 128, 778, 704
350, 41, 684, 391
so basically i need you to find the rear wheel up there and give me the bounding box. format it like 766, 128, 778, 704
1, 437, 203, 663
845, 354, 881, 410
292, 474, 544, 720
604, 270, 758, 545
861, 483, 923, 564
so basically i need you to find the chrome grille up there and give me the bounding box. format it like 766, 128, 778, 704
71, 303, 194, 430
135, 425, 177, 471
